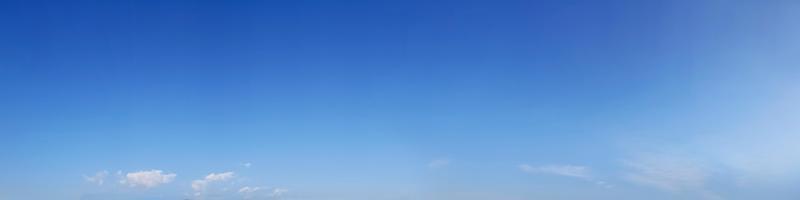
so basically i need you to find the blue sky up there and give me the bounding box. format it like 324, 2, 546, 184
1, 1, 800, 200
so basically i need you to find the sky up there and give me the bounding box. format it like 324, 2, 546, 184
1, 0, 800, 200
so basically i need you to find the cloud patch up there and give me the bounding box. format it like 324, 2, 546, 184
120, 170, 176, 188
84, 170, 109, 185
192, 172, 235, 196
622, 153, 718, 199
428, 159, 450, 169
520, 164, 613, 188
270, 188, 288, 197
519, 164, 591, 179
239, 186, 288, 199
238, 186, 263, 199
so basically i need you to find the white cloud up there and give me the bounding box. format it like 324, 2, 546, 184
205, 171, 235, 182
192, 172, 235, 196
520, 164, 614, 189
270, 188, 288, 197
710, 131, 800, 184
239, 186, 263, 193
238, 186, 288, 199
624, 157, 706, 191
84, 170, 109, 185
239, 186, 263, 199
120, 170, 176, 188
622, 153, 719, 199
428, 159, 450, 169
519, 164, 591, 179
593, 180, 614, 189
613, 72, 800, 197
242, 162, 252, 168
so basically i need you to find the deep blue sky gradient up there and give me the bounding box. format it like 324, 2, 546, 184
2, 1, 800, 200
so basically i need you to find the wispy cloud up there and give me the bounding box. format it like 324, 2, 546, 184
120, 170, 176, 188
520, 164, 613, 188
238, 186, 288, 199
239, 186, 263, 199
192, 171, 235, 196
84, 170, 109, 186
519, 164, 591, 179
239, 186, 262, 193
622, 153, 719, 199
614, 78, 800, 198
270, 188, 288, 197
428, 159, 450, 169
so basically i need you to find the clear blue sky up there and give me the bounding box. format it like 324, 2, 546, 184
1, 1, 800, 200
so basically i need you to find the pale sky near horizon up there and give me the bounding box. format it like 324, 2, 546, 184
2, 1, 800, 200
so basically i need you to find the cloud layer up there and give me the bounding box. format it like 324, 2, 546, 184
120, 170, 176, 188
428, 159, 450, 169
520, 164, 591, 179
192, 171, 236, 196
84, 170, 109, 186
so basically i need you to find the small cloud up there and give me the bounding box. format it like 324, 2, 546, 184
622, 153, 717, 199
84, 170, 109, 186
120, 170, 176, 188
239, 186, 263, 193
192, 172, 236, 196
239, 186, 263, 199
270, 188, 288, 197
519, 164, 591, 179
520, 164, 614, 188
428, 159, 450, 169
238, 186, 288, 199
593, 180, 614, 189
242, 162, 252, 168
204, 172, 235, 182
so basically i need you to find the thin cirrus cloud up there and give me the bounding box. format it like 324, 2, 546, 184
238, 186, 263, 199
192, 171, 236, 196
84, 170, 109, 186
239, 186, 288, 199
519, 164, 591, 179
239, 186, 263, 193
83, 169, 290, 199
620, 152, 722, 200
428, 159, 450, 169
120, 170, 176, 188
612, 87, 800, 199
623, 154, 710, 192
519, 164, 613, 188
270, 188, 289, 197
